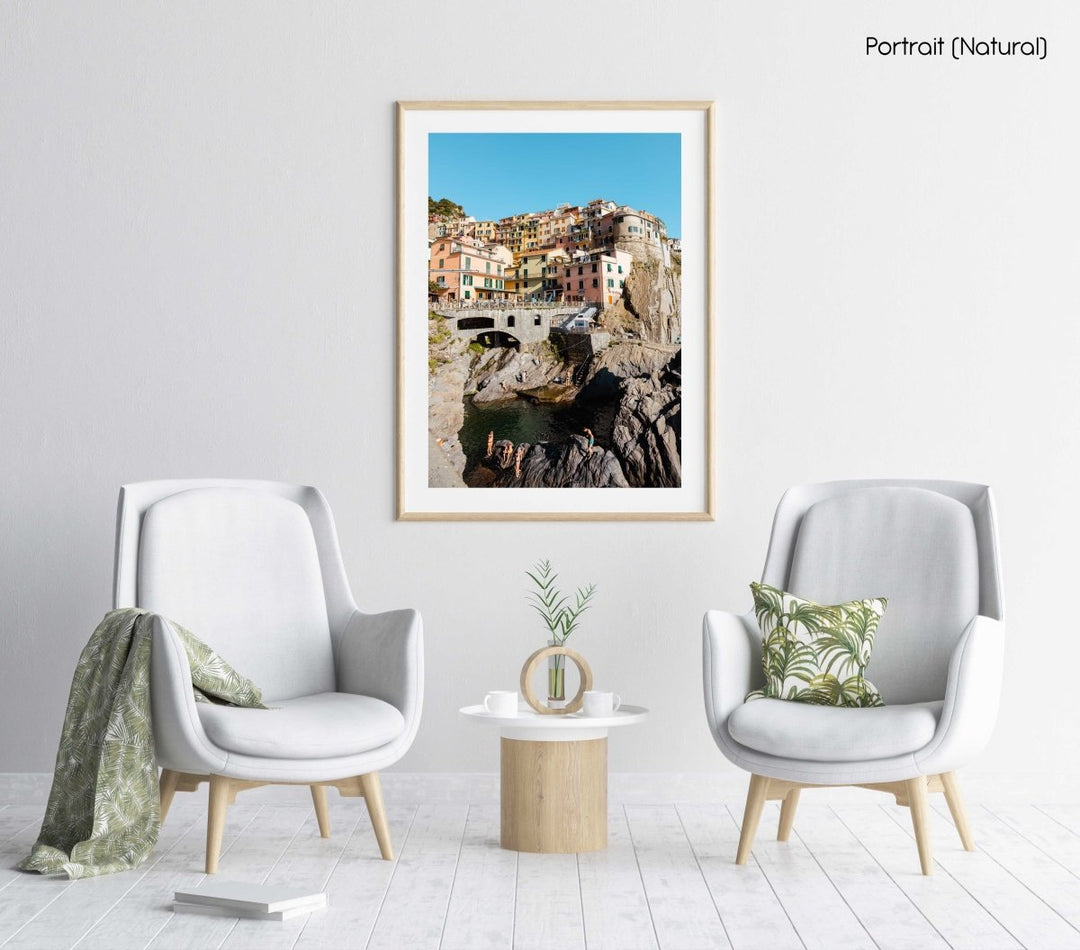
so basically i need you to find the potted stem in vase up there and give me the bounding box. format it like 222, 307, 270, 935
526, 559, 596, 709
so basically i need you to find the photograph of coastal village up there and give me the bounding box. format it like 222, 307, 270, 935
428, 132, 683, 489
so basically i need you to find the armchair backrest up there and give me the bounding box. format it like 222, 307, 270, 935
114, 480, 357, 701
761, 480, 1002, 705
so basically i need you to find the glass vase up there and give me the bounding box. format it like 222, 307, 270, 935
547, 639, 567, 709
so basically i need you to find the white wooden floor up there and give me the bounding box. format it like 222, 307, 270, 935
2, 794, 1080, 949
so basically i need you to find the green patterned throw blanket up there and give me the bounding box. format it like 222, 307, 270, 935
19, 608, 267, 879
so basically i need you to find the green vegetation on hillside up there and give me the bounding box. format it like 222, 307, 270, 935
429, 315, 452, 345
429, 196, 465, 219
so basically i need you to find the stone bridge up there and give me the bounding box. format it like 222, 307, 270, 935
431, 304, 582, 347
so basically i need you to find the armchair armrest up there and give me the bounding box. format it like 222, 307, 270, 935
149, 615, 227, 775
334, 608, 424, 733
916, 615, 1005, 774
702, 610, 762, 742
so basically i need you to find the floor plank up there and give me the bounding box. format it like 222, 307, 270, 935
732, 802, 875, 950
833, 803, 1021, 950
440, 804, 517, 950
994, 804, 1080, 876
1040, 805, 1080, 839
578, 809, 659, 950
70, 803, 262, 950
883, 801, 1080, 950
217, 809, 360, 950
0, 871, 71, 945
143, 804, 315, 950
0, 804, 69, 901
0, 806, 44, 845
933, 800, 1080, 938
624, 804, 731, 950
0, 821, 54, 896
789, 803, 948, 950
5, 790, 1080, 949
363, 803, 468, 950
1, 808, 205, 949
513, 851, 584, 950
677, 803, 802, 950
291, 803, 417, 950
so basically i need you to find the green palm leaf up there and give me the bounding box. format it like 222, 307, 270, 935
813, 628, 862, 675
745, 583, 887, 709
525, 560, 596, 645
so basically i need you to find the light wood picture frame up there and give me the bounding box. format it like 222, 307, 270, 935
397, 101, 715, 521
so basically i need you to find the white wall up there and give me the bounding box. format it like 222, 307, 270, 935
2, 1, 1078, 784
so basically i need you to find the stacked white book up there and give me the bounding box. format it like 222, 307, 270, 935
174, 881, 328, 921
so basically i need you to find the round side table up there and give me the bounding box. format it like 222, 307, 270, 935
460, 704, 649, 853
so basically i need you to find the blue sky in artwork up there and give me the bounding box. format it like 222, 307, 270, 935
429, 132, 681, 237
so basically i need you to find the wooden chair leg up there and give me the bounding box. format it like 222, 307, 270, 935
159, 769, 181, 827
777, 787, 801, 842
735, 774, 770, 865
311, 785, 331, 838
359, 772, 393, 860
206, 775, 230, 874
905, 776, 934, 875
940, 771, 975, 851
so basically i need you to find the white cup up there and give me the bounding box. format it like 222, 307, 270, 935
483, 690, 518, 716
582, 690, 621, 717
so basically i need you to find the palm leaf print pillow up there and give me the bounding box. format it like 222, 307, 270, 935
745, 582, 887, 707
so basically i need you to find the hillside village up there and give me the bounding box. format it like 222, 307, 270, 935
428, 197, 679, 311
427, 195, 684, 491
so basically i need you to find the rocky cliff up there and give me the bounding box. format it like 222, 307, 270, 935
428, 302, 683, 489
427, 315, 470, 487
479, 436, 630, 488
579, 340, 680, 401
428, 324, 575, 486
611, 351, 682, 488
468, 343, 564, 405
472, 349, 682, 490
603, 257, 681, 345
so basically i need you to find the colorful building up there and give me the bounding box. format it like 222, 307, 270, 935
588, 205, 667, 259
428, 236, 510, 302
428, 198, 667, 306
560, 248, 633, 307
495, 211, 545, 257
578, 198, 617, 246
471, 220, 498, 244
428, 217, 499, 243
537, 204, 579, 251
505, 249, 570, 301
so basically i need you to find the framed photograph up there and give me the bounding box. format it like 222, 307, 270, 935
397, 101, 714, 520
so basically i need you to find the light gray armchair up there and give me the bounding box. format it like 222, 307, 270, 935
114, 480, 423, 873
703, 479, 1004, 874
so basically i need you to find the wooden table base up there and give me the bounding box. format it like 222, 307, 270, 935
500, 736, 607, 853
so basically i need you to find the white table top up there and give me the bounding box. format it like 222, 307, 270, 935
459, 704, 648, 741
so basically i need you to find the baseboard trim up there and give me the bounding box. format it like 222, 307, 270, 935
1, 770, 1075, 805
